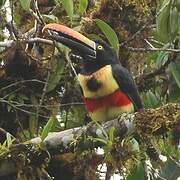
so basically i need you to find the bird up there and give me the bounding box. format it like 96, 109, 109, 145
42, 23, 143, 122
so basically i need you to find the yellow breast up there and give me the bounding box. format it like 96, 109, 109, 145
78, 65, 119, 98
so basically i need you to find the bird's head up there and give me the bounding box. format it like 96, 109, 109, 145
42, 23, 117, 73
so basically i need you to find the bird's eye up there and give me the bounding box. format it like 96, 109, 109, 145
97, 45, 103, 50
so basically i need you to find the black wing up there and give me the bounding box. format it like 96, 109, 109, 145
112, 64, 143, 111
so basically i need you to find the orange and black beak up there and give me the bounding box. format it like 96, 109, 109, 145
42, 23, 96, 59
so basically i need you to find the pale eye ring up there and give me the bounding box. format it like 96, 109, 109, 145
97, 45, 103, 50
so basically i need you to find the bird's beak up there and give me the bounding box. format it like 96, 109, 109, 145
42, 23, 96, 59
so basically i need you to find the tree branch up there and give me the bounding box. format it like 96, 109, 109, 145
123, 46, 180, 53
0, 40, 16, 47
134, 39, 179, 91
0, 38, 53, 48
0, 103, 179, 177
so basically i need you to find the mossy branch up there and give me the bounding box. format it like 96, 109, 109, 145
0, 103, 179, 177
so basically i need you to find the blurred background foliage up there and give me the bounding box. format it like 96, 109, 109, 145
0, 0, 179, 179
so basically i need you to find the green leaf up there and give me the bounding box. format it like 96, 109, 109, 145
29, 115, 37, 138
0, 0, 6, 8
106, 141, 113, 151
108, 127, 115, 142
79, 0, 88, 15
169, 59, 180, 88
41, 116, 57, 141
159, 138, 180, 159
127, 162, 144, 180
47, 52, 65, 92
160, 158, 180, 180
42, 14, 58, 22
2, 139, 7, 148
168, 78, 180, 101
130, 138, 140, 151
95, 19, 119, 56
156, 51, 169, 68
72, 25, 81, 32
170, 7, 179, 40
92, 137, 107, 145
145, 90, 159, 108
156, 43, 171, 68
57, 0, 74, 20
156, 0, 171, 42
20, 94, 29, 101
68, 106, 86, 127
5, 133, 15, 148
88, 34, 104, 41
6, 133, 13, 148
20, 0, 31, 11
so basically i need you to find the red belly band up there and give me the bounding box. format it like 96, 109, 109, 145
84, 90, 132, 112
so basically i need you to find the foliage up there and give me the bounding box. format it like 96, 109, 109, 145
56, 0, 74, 21
46, 49, 65, 92
95, 19, 119, 56
141, 0, 180, 106
19, 0, 31, 11
41, 116, 57, 141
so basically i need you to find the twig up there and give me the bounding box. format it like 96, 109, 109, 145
0, 79, 45, 92
120, 0, 171, 46
120, 21, 153, 46
136, 52, 172, 90
39, 71, 51, 106
0, 98, 49, 119
26, 37, 53, 45
23, 27, 36, 38
2, 86, 25, 99
1, 39, 179, 53
136, 39, 179, 89
32, 0, 45, 25
0, 99, 84, 108
15, 111, 28, 140
67, 56, 78, 76
144, 39, 155, 49
35, 69, 51, 129
10, 0, 22, 39
29, 9, 43, 24
0, 38, 53, 48
35, 38, 55, 132
138, 65, 166, 81
147, 38, 165, 46
123, 46, 180, 53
